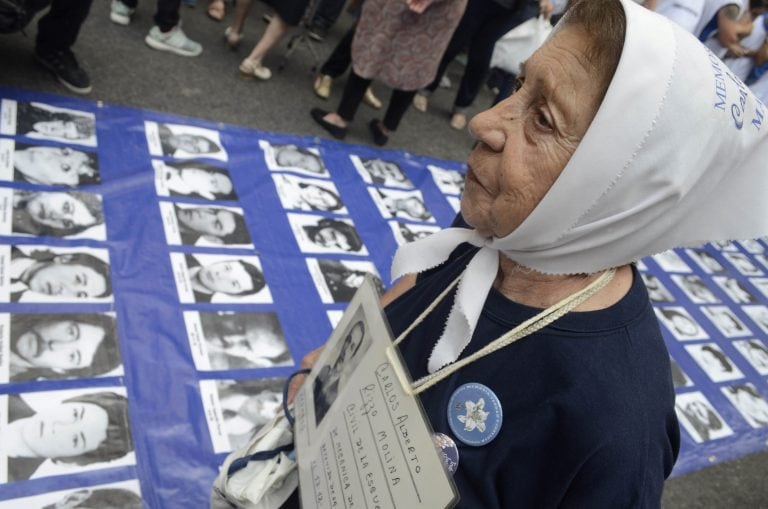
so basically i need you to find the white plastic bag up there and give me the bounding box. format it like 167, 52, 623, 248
490, 16, 553, 74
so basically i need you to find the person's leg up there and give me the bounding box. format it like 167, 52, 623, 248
225, 0, 254, 48
308, 0, 346, 39
145, 0, 202, 56
239, 13, 289, 79
154, 0, 182, 31
382, 89, 417, 131
320, 22, 355, 78
335, 72, 371, 123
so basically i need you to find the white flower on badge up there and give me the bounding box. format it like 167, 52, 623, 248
458, 398, 489, 432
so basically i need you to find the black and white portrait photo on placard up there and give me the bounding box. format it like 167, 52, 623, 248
675, 391, 733, 443
753, 253, 768, 272
742, 304, 768, 334
685, 248, 726, 274
145, 121, 226, 161
739, 239, 765, 254
389, 220, 441, 245
713, 276, 757, 304
748, 277, 768, 300
350, 155, 413, 189
169, 252, 272, 304
654, 307, 709, 341
153, 160, 237, 201
1, 313, 121, 383
287, 213, 368, 255
313, 316, 370, 427
1, 100, 96, 147
183, 311, 292, 371
723, 252, 763, 276
685, 342, 744, 382
652, 250, 692, 273
711, 240, 739, 251
199, 378, 285, 452
0, 139, 100, 187
670, 358, 692, 388
0, 387, 134, 483
427, 164, 465, 195
259, 140, 328, 177
272, 174, 347, 213
159, 202, 252, 248
732, 339, 768, 375
3, 245, 112, 303
368, 187, 434, 222
641, 274, 675, 303
2, 188, 106, 240
0, 479, 143, 508
722, 383, 768, 428
306, 258, 384, 303
671, 275, 719, 304
701, 306, 751, 338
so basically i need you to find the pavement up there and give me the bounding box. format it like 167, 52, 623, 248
1, 0, 767, 506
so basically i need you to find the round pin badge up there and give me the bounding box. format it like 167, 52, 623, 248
432, 432, 459, 475
447, 382, 502, 446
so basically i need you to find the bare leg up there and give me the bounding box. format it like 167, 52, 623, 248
243, 13, 289, 65
230, 0, 254, 35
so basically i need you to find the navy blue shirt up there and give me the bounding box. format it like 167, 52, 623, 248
385, 244, 680, 508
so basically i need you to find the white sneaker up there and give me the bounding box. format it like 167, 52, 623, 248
110, 0, 135, 25
145, 25, 203, 57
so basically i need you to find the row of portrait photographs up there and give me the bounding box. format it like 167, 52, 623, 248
0, 244, 112, 303
170, 252, 271, 304
200, 378, 285, 453
183, 311, 293, 371
653, 247, 768, 278
427, 164, 465, 196
367, 187, 435, 223
287, 213, 368, 256
306, 258, 384, 304
272, 173, 347, 214
0, 187, 106, 240
159, 201, 253, 249
145, 121, 227, 162
259, 140, 329, 178
675, 385, 768, 443
349, 155, 414, 189
0, 139, 100, 188
0, 478, 142, 508
153, 160, 238, 202
0, 100, 97, 148
0, 387, 134, 484
654, 304, 768, 342
643, 273, 768, 306
0, 312, 122, 384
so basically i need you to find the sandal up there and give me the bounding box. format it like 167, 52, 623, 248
207, 0, 225, 21
225, 26, 242, 50
239, 58, 272, 80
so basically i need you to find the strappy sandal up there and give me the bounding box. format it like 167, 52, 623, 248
207, 0, 225, 21
224, 26, 242, 50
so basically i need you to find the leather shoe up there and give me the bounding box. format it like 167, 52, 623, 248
368, 119, 389, 146
314, 74, 332, 99
363, 87, 383, 109
311, 108, 347, 139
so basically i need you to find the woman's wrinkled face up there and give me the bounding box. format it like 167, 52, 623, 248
462, 26, 604, 238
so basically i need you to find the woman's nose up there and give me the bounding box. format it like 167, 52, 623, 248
468, 108, 506, 152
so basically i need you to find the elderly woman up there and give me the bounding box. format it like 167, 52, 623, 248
291, 0, 768, 505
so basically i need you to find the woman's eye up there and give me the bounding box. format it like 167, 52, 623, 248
535, 110, 553, 132
514, 77, 525, 93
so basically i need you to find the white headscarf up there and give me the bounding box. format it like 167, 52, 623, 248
392, 0, 768, 373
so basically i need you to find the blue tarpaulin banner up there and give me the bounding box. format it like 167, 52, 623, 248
0, 86, 766, 507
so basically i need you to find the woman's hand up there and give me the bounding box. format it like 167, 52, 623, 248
286, 345, 325, 404
406, 0, 437, 14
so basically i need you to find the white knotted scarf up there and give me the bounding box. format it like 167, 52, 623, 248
392, 0, 768, 373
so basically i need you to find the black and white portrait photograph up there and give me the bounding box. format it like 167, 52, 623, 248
0, 139, 100, 187
145, 121, 227, 161
368, 187, 435, 223
0, 312, 122, 383
675, 391, 733, 443
272, 173, 347, 213
752, 253, 768, 272
350, 155, 413, 189
747, 277, 768, 300
738, 239, 765, 254
153, 160, 237, 201
685, 248, 726, 274
3, 244, 113, 303
0, 479, 143, 509
701, 306, 751, 338
713, 276, 758, 304
159, 202, 252, 248
723, 252, 763, 276
641, 274, 675, 303
287, 213, 368, 255
183, 311, 292, 371
652, 250, 691, 273
732, 339, 768, 375
313, 316, 370, 427
200, 378, 285, 452
259, 140, 328, 177
685, 342, 744, 382
427, 164, 465, 195
670, 358, 692, 388
654, 307, 709, 341
670, 275, 719, 304
1, 100, 96, 147
389, 220, 441, 246
722, 383, 768, 428
711, 240, 739, 252
1, 188, 106, 240
742, 305, 768, 334
169, 252, 272, 304
306, 258, 384, 304
0, 387, 134, 483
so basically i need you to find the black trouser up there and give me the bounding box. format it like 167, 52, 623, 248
120, 0, 182, 31
320, 22, 355, 77
36, 0, 94, 54
337, 72, 415, 131
309, 0, 346, 29
423, 0, 538, 110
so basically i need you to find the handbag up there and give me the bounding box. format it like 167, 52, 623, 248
490, 16, 553, 75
